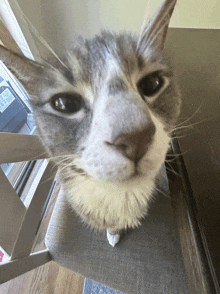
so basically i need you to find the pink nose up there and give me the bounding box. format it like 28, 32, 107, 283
105, 122, 155, 163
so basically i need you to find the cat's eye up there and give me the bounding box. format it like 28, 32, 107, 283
51, 93, 84, 114
138, 72, 164, 97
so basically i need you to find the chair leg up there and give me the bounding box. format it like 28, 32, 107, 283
0, 249, 51, 285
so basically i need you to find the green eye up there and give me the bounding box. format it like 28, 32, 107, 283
138, 72, 164, 97
51, 93, 84, 114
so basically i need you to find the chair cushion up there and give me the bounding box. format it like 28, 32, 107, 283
45, 165, 190, 294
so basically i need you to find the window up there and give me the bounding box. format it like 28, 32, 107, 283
0, 3, 48, 203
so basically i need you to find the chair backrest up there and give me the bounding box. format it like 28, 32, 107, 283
0, 132, 56, 284
0, 18, 56, 284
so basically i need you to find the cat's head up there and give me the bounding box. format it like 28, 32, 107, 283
0, 0, 180, 187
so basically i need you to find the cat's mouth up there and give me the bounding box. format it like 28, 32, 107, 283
135, 169, 143, 177
69, 161, 141, 181
127, 169, 141, 181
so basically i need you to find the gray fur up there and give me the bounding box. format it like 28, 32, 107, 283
108, 77, 128, 95
0, 0, 179, 246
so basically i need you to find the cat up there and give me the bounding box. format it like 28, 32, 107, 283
0, 0, 180, 246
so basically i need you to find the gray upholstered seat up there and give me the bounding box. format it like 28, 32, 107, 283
45, 166, 190, 294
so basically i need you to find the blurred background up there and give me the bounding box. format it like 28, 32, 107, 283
1, 0, 220, 56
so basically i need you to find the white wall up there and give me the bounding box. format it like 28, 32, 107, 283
10, 0, 220, 54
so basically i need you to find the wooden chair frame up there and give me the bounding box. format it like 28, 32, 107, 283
0, 132, 56, 284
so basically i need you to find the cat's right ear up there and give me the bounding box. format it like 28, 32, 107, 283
0, 44, 45, 93
137, 0, 177, 53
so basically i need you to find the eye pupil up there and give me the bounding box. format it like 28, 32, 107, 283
52, 93, 83, 114
138, 72, 163, 97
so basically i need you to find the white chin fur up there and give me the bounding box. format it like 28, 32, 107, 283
82, 149, 135, 182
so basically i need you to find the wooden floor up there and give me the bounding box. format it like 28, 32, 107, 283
0, 262, 85, 294
0, 176, 85, 294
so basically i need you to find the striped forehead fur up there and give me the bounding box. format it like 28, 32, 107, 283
47, 31, 166, 107
65, 32, 145, 86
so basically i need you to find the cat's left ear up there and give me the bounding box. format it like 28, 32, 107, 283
137, 0, 177, 53
0, 44, 45, 93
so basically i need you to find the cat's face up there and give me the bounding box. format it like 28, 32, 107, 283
28, 31, 180, 186
0, 0, 180, 187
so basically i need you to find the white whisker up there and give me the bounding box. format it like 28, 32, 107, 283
155, 187, 171, 199
165, 163, 180, 177
171, 103, 203, 131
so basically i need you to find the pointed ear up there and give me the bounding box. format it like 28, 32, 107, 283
137, 0, 177, 53
0, 44, 44, 93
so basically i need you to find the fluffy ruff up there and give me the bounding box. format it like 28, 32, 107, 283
63, 171, 156, 231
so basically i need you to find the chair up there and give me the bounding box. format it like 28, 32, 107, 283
0, 132, 192, 294
1, 25, 217, 293
0, 132, 54, 282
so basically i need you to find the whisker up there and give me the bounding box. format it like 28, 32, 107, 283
61, 162, 76, 169
166, 149, 189, 157
41, 176, 55, 185
173, 103, 203, 129
28, 151, 49, 161
169, 133, 190, 140
176, 116, 214, 132
154, 187, 171, 199
49, 154, 75, 160
170, 110, 214, 139
170, 125, 193, 133
165, 157, 177, 163
165, 162, 180, 177
55, 158, 73, 165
